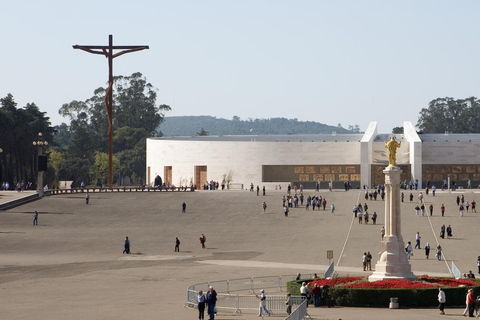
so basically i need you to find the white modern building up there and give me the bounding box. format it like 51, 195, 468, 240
146, 121, 480, 189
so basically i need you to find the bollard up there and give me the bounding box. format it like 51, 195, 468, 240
389, 297, 399, 309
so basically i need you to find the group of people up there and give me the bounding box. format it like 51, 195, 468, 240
353, 203, 377, 224
299, 281, 327, 308
120, 233, 207, 255
197, 286, 217, 320
250, 183, 266, 196
362, 252, 373, 271
279, 193, 330, 216
438, 287, 480, 317
1, 181, 35, 191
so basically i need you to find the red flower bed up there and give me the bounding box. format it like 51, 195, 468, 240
308, 276, 478, 289
343, 278, 437, 289
309, 277, 363, 288
418, 276, 478, 287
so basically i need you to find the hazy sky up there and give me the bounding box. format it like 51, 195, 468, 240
2, 1, 480, 133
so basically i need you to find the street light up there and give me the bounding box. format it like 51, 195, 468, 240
33, 133, 48, 197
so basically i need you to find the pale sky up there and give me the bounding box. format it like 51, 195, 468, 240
2, 1, 480, 133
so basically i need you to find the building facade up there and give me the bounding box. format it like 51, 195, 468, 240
146, 121, 480, 189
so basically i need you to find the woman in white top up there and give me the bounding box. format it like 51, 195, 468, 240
197, 290, 206, 320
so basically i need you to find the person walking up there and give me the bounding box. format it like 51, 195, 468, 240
181, 201, 186, 213
200, 234, 206, 249
257, 289, 271, 317
262, 201, 267, 213
429, 204, 434, 216
85, 193, 90, 205
405, 241, 413, 259
425, 243, 431, 259
197, 290, 206, 320
285, 293, 293, 314
441, 204, 445, 217
372, 212, 377, 224
284, 206, 289, 217
463, 288, 475, 317
175, 237, 180, 252
440, 224, 445, 239
33, 211, 38, 226
472, 200, 476, 212
415, 232, 421, 249
123, 236, 130, 254
436, 245, 442, 261
447, 225, 453, 238
438, 288, 446, 315
206, 286, 217, 320
380, 226, 385, 240
366, 251, 373, 271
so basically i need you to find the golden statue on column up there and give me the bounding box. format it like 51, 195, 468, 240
384, 137, 401, 167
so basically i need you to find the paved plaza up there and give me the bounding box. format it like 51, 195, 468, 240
1, 187, 479, 319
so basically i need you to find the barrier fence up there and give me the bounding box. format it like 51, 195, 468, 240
45, 186, 194, 195
186, 274, 315, 318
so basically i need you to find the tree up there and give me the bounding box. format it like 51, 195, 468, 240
197, 128, 209, 136
56, 72, 170, 184
348, 125, 361, 133
48, 149, 65, 182
113, 73, 171, 135
392, 127, 403, 134
90, 151, 119, 186
417, 97, 476, 133
0, 94, 53, 187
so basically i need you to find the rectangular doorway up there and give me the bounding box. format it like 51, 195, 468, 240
195, 166, 207, 188
164, 166, 172, 185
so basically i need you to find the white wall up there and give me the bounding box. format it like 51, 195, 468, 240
146, 138, 361, 187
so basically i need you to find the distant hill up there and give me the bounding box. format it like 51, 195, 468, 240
157, 116, 353, 136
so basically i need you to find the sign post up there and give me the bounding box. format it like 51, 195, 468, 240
327, 250, 333, 265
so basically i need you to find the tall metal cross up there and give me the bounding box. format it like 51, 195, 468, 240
73, 35, 149, 188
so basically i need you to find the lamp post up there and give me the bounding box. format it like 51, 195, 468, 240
33, 133, 48, 197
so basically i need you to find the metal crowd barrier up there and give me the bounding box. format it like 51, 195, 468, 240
186, 274, 314, 316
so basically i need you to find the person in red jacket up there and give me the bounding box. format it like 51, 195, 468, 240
463, 288, 475, 317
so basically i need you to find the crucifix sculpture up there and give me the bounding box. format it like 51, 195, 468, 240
73, 35, 149, 188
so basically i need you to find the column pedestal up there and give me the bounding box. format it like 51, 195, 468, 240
369, 166, 416, 282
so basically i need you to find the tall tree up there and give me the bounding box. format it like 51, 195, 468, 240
417, 97, 475, 133
56, 73, 170, 185
0, 94, 53, 187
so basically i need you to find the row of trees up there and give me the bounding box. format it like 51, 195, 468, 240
54, 72, 170, 187
159, 116, 353, 136
417, 97, 480, 133
0, 72, 170, 189
0, 94, 54, 187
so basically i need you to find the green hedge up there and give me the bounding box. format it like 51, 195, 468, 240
287, 279, 480, 308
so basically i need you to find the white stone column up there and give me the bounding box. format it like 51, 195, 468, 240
369, 166, 416, 281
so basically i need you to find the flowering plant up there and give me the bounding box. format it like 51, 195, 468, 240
309, 275, 478, 289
